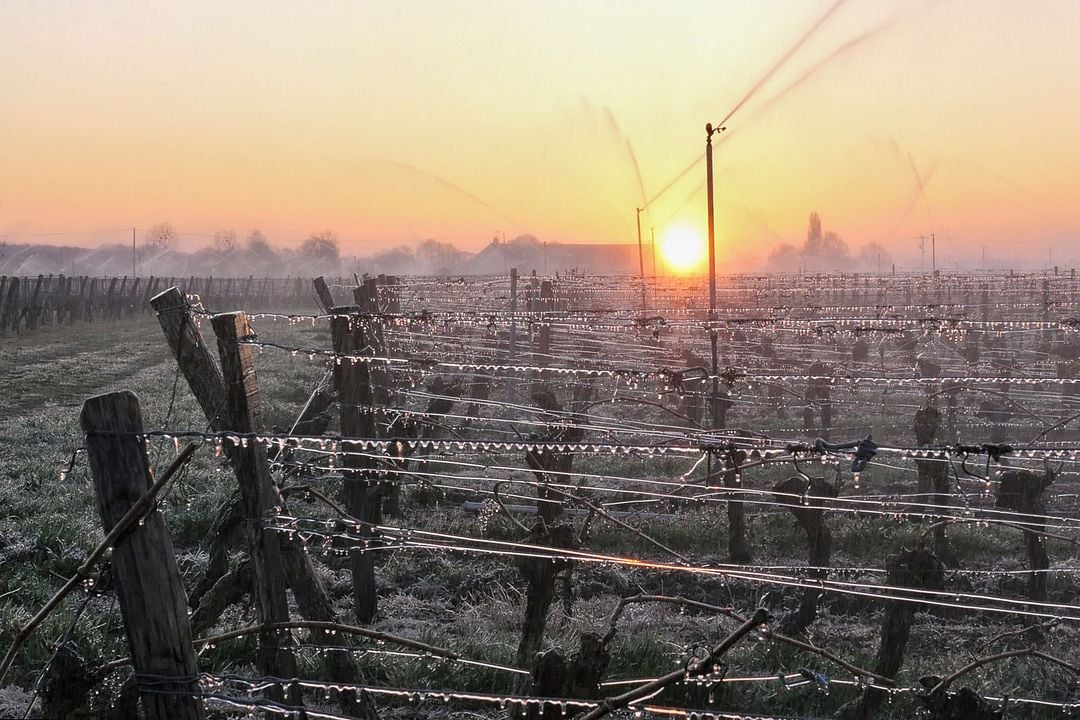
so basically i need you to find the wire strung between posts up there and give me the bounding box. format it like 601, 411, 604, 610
241, 337, 1080, 387
128, 671, 1080, 718
266, 514, 1080, 622
118, 426, 1080, 464
267, 452, 1080, 532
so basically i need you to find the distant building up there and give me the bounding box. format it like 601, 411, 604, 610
462, 239, 655, 276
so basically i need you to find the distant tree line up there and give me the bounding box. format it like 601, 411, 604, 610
768, 212, 894, 272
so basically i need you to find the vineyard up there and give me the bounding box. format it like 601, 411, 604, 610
4, 270, 1080, 719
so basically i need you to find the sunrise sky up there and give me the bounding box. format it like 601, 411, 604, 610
1, 0, 1078, 269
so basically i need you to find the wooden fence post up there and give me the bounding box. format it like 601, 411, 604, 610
0, 277, 8, 330
313, 276, 335, 313
143, 276, 160, 311
330, 306, 381, 623
104, 277, 119, 319
151, 288, 231, 432
26, 274, 45, 330
154, 293, 374, 718
114, 277, 128, 319
80, 391, 205, 720
128, 277, 142, 317
532, 280, 553, 392
56, 275, 71, 324
1, 276, 18, 331
211, 312, 304, 708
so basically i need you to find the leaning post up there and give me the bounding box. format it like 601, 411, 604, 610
211, 312, 304, 708
80, 391, 206, 720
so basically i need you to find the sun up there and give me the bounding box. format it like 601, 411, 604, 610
658, 226, 706, 274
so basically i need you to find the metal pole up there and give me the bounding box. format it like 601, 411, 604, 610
650, 226, 656, 277
636, 207, 646, 316
132, 227, 136, 278
706, 123, 723, 429
706, 125, 717, 319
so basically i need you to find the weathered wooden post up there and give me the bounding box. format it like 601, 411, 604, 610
152, 290, 375, 718
151, 288, 230, 432
355, 278, 396, 510
331, 306, 381, 623
26, 274, 45, 330
211, 312, 304, 708
313, 276, 336, 313
508, 267, 518, 403
142, 276, 159, 313
80, 391, 205, 720
104, 277, 119, 319
0, 276, 19, 331
114, 277, 128, 319
533, 279, 553, 390
128, 277, 142, 317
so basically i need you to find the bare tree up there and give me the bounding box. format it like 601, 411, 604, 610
213, 229, 239, 254
301, 230, 341, 261
246, 230, 274, 258
143, 222, 178, 252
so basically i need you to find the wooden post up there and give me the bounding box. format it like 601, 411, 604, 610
144, 276, 160, 310
128, 277, 142, 317
0, 276, 18, 331
257, 277, 269, 309
115, 277, 128, 318
313, 276, 335, 313
26, 274, 45, 330
151, 288, 231, 432
533, 280, 553, 391
0, 276, 7, 330
53, 275, 68, 324
210, 312, 303, 708
104, 277, 119, 319
330, 306, 380, 623
155, 293, 374, 718
64, 275, 77, 323
80, 391, 205, 720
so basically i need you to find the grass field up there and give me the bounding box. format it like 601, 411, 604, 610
3, 306, 1080, 719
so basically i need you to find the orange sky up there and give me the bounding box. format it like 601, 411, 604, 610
1, 0, 1078, 269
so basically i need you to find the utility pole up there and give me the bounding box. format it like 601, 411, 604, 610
705, 122, 725, 429
132, 227, 136, 278
706, 123, 725, 320
650, 226, 656, 276
636, 207, 646, 316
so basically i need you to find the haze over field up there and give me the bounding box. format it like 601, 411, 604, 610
1, 0, 1078, 271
